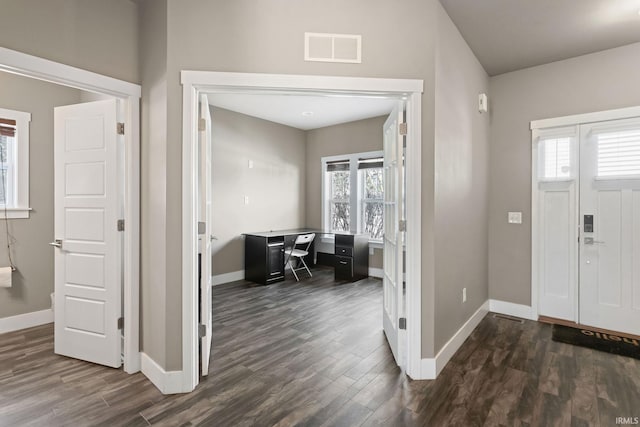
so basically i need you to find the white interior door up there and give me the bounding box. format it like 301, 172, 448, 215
382, 102, 406, 368
198, 94, 213, 376
579, 118, 640, 336
53, 99, 122, 368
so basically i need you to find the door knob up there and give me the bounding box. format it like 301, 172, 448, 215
49, 239, 63, 248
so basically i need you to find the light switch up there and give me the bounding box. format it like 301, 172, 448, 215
244, 196, 249, 205
508, 211, 522, 224
248, 160, 254, 169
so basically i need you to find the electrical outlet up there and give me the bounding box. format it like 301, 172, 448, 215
462, 288, 467, 303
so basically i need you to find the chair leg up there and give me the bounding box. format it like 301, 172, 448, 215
299, 257, 312, 277
289, 259, 299, 281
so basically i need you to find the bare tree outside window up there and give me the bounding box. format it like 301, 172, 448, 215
361, 168, 384, 239
0, 135, 9, 205
330, 170, 350, 231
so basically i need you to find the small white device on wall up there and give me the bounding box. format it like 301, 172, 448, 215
478, 93, 488, 113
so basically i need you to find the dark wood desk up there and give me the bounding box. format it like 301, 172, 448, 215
243, 228, 369, 284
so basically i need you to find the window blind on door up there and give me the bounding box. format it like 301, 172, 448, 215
597, 128, 640, 178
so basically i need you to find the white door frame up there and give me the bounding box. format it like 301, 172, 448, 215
0, 47, 142, 373
530, 104, 640, 321
181, 71, 423, 392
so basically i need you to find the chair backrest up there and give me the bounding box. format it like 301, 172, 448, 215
294, 233, 315, 247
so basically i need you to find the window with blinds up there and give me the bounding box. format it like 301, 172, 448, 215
597, 128, 640, 178
322, 151, 384, 240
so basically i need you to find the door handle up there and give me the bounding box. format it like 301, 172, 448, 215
49, 239, 63, 248
584, 237, 605, 245
210, 235, 218, 242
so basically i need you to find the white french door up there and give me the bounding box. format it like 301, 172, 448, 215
198, 95, 213, 376
579, 118, 640, 336
535, 116, 640, 336
53, 99, 123, 368
382, 102, 406, 369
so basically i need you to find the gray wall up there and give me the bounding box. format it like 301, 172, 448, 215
433, 4, 490, 352
489, 42, 640, 306
140, 0, 439, 369
211, 108, 306, 275
0, 72, 83, 319
139, 0, 169, 368
305, 116, 386, 269
0, 0, 139, 84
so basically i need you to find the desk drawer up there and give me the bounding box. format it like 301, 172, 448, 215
335, 256, 353, 280
335, 246, 353, 257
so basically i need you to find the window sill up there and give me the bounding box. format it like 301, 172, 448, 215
0, 207, 32, 219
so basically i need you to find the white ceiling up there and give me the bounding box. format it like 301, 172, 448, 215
206, 92, 398, 131
439, 0, 640, 76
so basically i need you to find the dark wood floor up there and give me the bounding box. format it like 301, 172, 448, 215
1, 267, 639, 426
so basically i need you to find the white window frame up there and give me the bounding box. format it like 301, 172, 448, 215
536, 126, 577, 183
0, 107, 31, 219
321, 150, 384, 246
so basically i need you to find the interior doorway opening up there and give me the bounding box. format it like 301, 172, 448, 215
181, 71, 423, 392
0, 47, 141, 373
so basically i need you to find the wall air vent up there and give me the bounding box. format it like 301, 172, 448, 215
304, 32, 362, 64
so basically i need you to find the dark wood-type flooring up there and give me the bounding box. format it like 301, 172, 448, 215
1, 267, 639, 426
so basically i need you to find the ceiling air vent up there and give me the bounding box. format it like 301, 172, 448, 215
304, 32, 362, 64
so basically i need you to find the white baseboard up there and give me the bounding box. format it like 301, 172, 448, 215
489, 299, 537, 321
212, 270, 244, 286
0, 308, 53, 334
140, 352, 184, 394
368, 267, 383, 278
419, 300, 490, 379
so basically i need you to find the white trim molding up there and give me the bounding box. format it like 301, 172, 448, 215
419, 301, 490, 379
140, 353, 184, 395
212, 270, 244, 286
368, 267, 383, 278
489, 299, 538, 321
0, 309, 53, 334
531, 105, 640, 130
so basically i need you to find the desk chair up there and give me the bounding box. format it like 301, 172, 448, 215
284, 233, 315, 281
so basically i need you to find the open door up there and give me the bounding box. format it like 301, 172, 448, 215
53, 99, 122, 368
382, 102, 406, 369
198, 94, 213, 376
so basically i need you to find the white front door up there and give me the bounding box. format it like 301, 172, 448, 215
382, 102, 406, 368
53, 99, 122, 368
579, 118, 640, 336
198, 95, 213, 376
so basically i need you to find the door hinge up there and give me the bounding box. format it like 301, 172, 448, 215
117, 219, 125, 232
117, 317, 124, 330
117, 122, 125, 135
197, 221, 206, 235
398, 122, 407, 136
399, 317, 407, 330
198, 118, 206, 131
399, 220, 407, 232
198, 324, 206, 338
